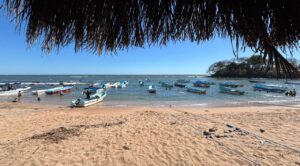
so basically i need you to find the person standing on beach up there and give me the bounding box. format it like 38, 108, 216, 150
17, 91, 22, 101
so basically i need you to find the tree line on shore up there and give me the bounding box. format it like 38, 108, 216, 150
208, 55, 300, 78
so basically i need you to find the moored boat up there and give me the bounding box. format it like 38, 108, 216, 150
148, 85, 156, 93
174, 80, 190, 88
193, 80, 211, 88
0, 87, 31, 96
104, 82, 112, 88
139, 80, 144, 86
219, 82, 243, 88
253, 84, 287, 93
59, 81, 87, 86
45, 86, 73, 95
71, 90, 107, 107
111, 82, 121, 88
161, 82, 173, 88
219, 86, 245, 95
186, 86, 206, 94
120, 81, 128, 88
84, 86, 105, 94
249, 79, 266, 83
32, 86, 63, 95
285, 81, 300, 85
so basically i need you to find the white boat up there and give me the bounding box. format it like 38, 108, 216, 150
60, 81, 87, 86
111, 82, 121, 88
148, 85, 156, 93
139, 80, 144, 86
0, 87, 31, 96
104, 82, 112, 88
71, 90, 107, 107
32, 86, 63, 95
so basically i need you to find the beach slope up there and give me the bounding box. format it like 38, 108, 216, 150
0, 103, 299, 165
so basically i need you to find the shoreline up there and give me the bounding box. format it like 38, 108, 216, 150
0, 102, 299, 165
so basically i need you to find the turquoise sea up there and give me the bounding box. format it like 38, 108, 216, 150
0, 75, 300, 107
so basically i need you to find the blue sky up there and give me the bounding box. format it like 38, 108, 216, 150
0, 10, 263, 75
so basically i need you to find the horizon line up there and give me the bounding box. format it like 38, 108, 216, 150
0, 73, 209, 76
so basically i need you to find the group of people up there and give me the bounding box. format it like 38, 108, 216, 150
285, 89, 297, 97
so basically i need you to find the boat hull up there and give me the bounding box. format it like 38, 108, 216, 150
0, 87, 31, 96
253, 84, 287, 93
71, 93, 106, 107
46, 86, 73, 95
219, 87, 244, 95
186, 87, 206, 94
174, 83, 186, 87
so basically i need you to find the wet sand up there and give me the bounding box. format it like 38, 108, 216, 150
0, 102, 299, 165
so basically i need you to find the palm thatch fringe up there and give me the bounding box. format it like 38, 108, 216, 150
3, 0, 300, 76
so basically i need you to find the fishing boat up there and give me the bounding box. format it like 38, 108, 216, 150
148, 85, 156, 93
219, 86, 245, 95
120, 81, 128, 88
249, 79, 266, 83
219, 82, 243, 88
122, 80, 129, 85
32, 86, 63, 95
84, 85, 105, 93
0, 87, 31, 96
104, 82, 112, 88
186, 86, 206, 94
253, 83, 287, 93
111, 82, 121, 88
45, 86, 73, 95
174, 80, 190, 88
59, 81, 87, 86
193, 80, 211, 88
285, 81, 300, 85
161, 82, 173, 88
71, 90, 107, 107
139, 81, 144, 86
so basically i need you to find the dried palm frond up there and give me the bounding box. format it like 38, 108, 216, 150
4, 0, 300, 76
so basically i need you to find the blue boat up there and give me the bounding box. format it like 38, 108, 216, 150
219, 82, 243, 88
193, 80, 214, 88
219, 86, 245, 95
285, 81, 300, 85
161, 82, 173, 88
253, 84, 287, 93
174, 80, 190, 87
84, 86, 105, 93
186, 86, 206, 94
249, 80, 266, 83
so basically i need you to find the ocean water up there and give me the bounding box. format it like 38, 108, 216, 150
0, 75, 300, 107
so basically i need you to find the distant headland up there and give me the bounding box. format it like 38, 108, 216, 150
208, 55, 300, 78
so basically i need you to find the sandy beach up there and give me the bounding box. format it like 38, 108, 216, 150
0, 102, 299, 166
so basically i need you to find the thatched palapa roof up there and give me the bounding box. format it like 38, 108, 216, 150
3, 0, 300, 75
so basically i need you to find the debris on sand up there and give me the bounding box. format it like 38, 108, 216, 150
226, 124, 235, 128
203, 131, 211, 136
29, 120, 125, 144
123, 145, 130, 150
208, 127, 218, 132
29, 127, 80, 144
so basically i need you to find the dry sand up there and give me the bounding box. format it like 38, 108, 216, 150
0, 102, 299, 165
